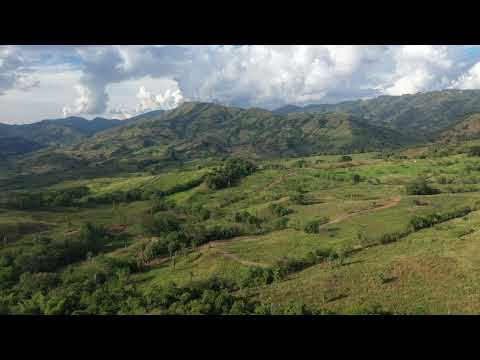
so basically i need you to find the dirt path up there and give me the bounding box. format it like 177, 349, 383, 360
145, 240, 268, 269
266, 171, 294, 189
322, 195, 402, 227
203, 242, 269, 267
142, 195, 401, 270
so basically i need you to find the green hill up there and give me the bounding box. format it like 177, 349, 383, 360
275, 89, 480, 136
439, 113, 480, 142
0, 116, 125, 152
72, 102, 410, 162
0, 136, 44, 156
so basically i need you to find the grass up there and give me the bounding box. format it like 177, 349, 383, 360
6, 149, 480, 313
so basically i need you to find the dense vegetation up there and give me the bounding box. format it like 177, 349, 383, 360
6, 91, 480, 315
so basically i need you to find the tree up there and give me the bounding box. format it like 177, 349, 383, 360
205, 157, 257, 190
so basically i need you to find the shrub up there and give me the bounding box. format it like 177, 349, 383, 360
304, 217, 329, 234
339, 155, 352, 162
141, 213, 180, 236
405, 178, 439, 195
351, 174, 361, 184
270, 203, 294, 216
468, 146, 480, 157
234, 211, 261, 226
409, 206, 473, 232
289, 191, 306, 205
151, 198, 176, 213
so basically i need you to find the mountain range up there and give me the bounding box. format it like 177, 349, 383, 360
0, 116, 124, 156
275, 89, 480, 137
4, 89, 480, 162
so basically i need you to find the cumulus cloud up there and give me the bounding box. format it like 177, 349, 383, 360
451, 61, 480, 89
2, 45, 480, 123
135, 84, 184, 113
380, 45, 462, 95
0, 45, 39, 95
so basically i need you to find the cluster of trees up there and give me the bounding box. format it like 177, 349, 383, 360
2, 245, 320, 315
405, 178, 440, 195
313, 171, 361, 185
87, 177, 206, 206
140, 216, 243, 263
410, 206, 473, 232
355, 206, 476, 249
205, 158, 257, 190
4, 186, 90, 209
234, 211, 262, 226
0, 223, 111, 291
0, 223, 111, 280
269, 203, 294, 217
240, 249, 340, 288
88, 189, 143, 205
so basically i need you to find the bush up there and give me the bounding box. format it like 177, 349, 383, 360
409, 206, 473, 232
141, 213, 181, 236
405, 178, 439, 195
151, 198, 176, 212
351, 174, 361, 184
234, 211, 261, 226
270, 203, 294, 217
304, 217, 329, 234
468, 146, 480, 156
339, 155, 352, 162
289, 191, 306, 205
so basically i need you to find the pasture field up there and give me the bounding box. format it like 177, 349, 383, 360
4, 149, 480, 314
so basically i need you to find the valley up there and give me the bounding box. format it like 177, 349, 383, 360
4, 90, 480, 314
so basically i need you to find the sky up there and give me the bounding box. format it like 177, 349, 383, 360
1, 45, 480, 124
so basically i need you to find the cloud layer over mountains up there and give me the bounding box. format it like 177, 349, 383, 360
1, 45, 480, 123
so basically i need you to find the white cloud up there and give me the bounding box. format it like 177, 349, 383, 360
2, 45, 480, 123
136, 84, 184, 113
0, 64, 82, 124
382, 45, 461, 95
451, 62, 480, 89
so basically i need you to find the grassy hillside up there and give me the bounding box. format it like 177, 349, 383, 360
68, 102, 411, 162
7, 91, 480, 315
3, 140, 480, 314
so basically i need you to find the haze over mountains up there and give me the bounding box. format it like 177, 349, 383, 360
3, 89, 480, 160
0, 117, 124, 155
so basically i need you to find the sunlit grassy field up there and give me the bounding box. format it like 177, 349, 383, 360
5, 149, 480, 313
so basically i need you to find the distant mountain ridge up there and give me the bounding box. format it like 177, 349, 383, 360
70, 102, 411, 161
5, 89, 480, 161
274, 89, 480, 136
0, 116, 125, 155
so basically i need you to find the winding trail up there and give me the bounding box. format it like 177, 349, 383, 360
322, 195, 402, 227
142, 194, 402, 270
266, 171, 294, 189
202, 241, 269, 267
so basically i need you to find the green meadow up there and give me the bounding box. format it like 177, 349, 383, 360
4, 148, 480, 314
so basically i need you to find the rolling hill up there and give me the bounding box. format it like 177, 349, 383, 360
71, 102, 411, 161
439, 113, 480, 142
